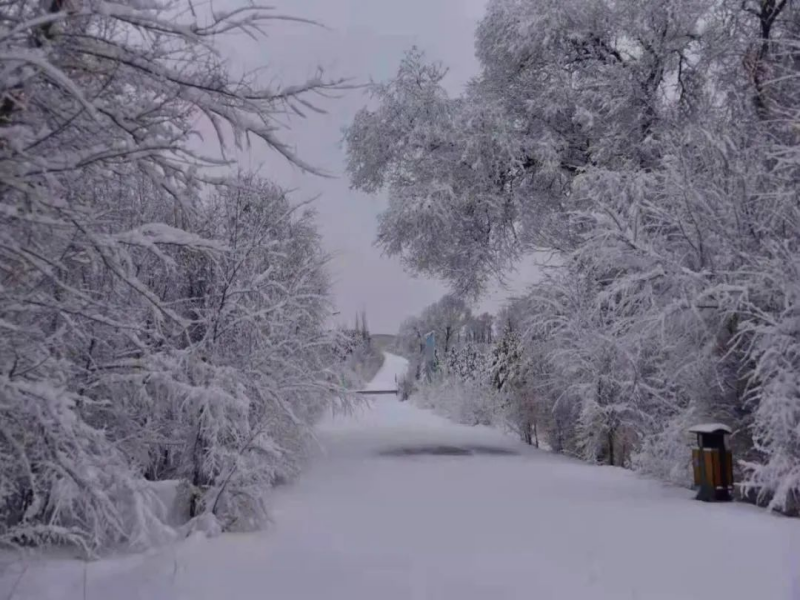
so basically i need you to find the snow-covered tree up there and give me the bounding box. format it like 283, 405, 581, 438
354, 0, 800, 509
0, 1, 345, 552
489, 318, 536, 445
445, 342, 487, 382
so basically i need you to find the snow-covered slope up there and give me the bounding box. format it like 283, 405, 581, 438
2, 352, 798, 599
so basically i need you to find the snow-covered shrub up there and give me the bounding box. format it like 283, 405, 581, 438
161, 177, 340, 532
445, 343, 488, 382
740, 242, 800, 514
633, 413, 697, 487
489, 317, 542, 446
415, 375, 496, 427
397, 370, 416, 401
0, 381, 160, 552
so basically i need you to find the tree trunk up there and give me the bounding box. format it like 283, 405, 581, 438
607, 429, 615, 466
522, 422, 533, 445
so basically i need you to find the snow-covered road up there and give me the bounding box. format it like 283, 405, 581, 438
3, 352, 799, 599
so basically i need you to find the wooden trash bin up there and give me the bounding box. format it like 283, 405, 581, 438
689, 423, 733, 502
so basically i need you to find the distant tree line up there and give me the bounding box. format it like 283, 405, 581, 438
336, 310, 385, 385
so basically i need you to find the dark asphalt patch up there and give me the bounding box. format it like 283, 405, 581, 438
377, 445, 518, 457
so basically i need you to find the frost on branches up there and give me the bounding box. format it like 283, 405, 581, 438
397, 296, 496, 424
348, 0, 800, 512
0, 1, 347, 552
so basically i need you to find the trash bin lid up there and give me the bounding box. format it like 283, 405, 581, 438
688, 423, 732, 434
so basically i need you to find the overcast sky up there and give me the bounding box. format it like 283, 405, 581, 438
216, 0, 539, 333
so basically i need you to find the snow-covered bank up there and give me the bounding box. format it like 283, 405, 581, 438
2, 353, 799, 599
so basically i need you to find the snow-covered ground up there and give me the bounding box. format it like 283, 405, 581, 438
2, 352, 799, 600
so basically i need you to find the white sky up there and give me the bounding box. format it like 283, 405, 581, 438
215, 0, 540, 333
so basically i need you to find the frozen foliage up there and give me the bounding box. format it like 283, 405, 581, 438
488, 315, 546, 447
348, 0, 800, 510
445, 342, 487, 383
0, 1, 346, 552
396, 295, 496, 423
415, 374, 496, 428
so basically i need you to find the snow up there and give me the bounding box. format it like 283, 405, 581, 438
143, 480, 192, 529
359, 352, 406, 393
688, 423, 733, 434
2, 352, 799, 600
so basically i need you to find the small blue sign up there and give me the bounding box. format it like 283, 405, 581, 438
424, 331, 436, 378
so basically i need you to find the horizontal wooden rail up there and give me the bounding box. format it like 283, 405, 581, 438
355, 389, 398, 395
